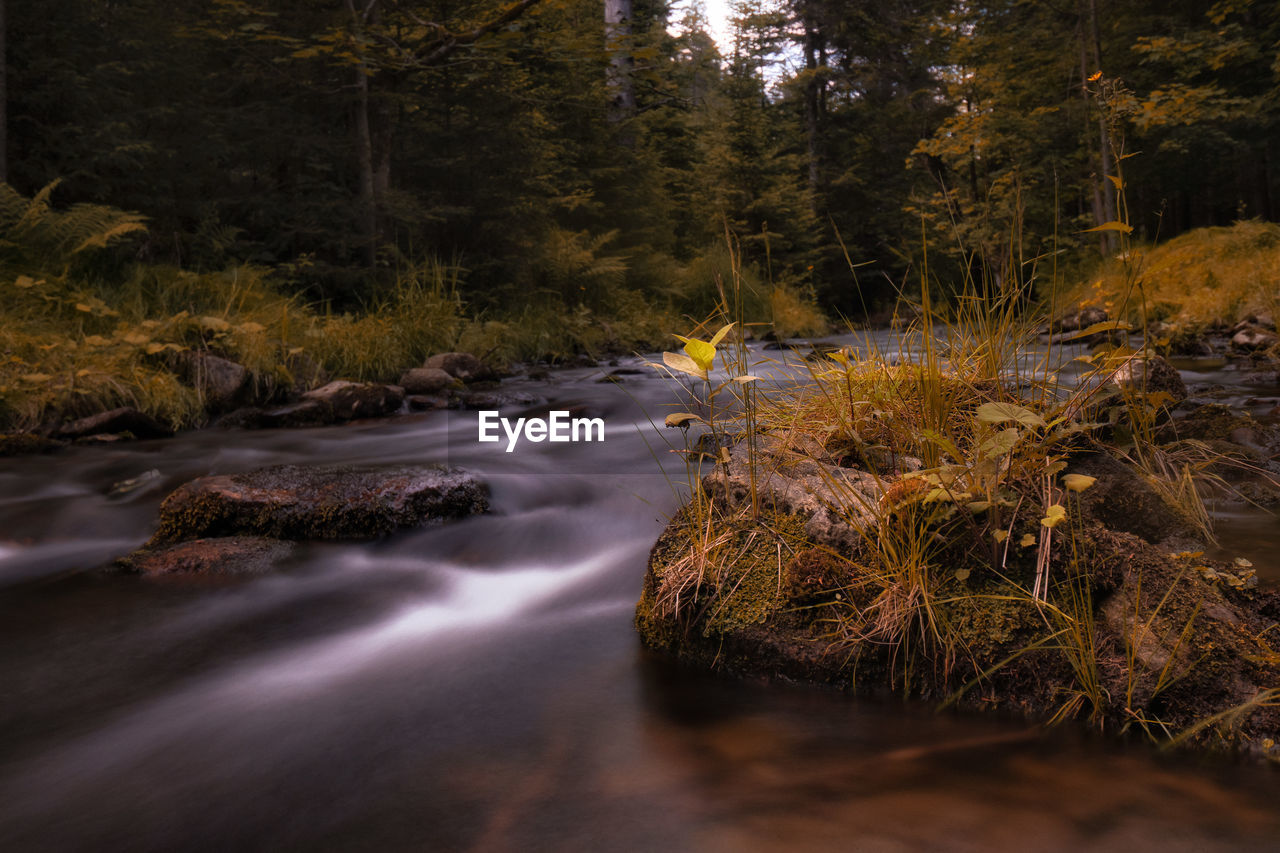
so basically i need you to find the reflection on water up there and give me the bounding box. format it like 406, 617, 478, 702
1, 338, 1279, 851
1208, 505, 1280, 582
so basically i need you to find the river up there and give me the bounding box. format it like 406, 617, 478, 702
1, 339, 1278, 851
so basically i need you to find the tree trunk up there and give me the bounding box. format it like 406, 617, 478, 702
353, 64, 378, 268
348, 0, 383, 268
801, 13, 824, 215
604, 0, 636, 125
1, 0, 7, 184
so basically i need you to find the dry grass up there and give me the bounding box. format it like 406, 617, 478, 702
1068, 220, 1280, 328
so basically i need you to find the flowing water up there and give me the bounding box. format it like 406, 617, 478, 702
1, 339, 1278, 851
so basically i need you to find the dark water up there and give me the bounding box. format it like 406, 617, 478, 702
2, 340, 1279, 851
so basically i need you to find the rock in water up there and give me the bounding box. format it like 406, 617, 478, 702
1111, 354, 1188, 405
424, 352, 490, 382
174, 351, 252, 412
301, 381, 404, 420
215, 400, 335, 430
1232, 325, 1279, 352
117, 536, 296, 577
54, 407, 174, 441
398, 367, 456, 395
150, 464, 489, 544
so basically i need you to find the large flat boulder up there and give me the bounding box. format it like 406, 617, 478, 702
149, 464, 489, 545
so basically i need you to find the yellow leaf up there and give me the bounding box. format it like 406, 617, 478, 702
19, 373, 52, 383
1020, 533, 1037, 547
683, 337, 716, 373
1041, 504, 1068, 528
1062, 474, 1096, 493
993, 530, 1009, 543
976, 402, 1045, 429
198, 315, 231, 333
664, 412, 704, 428
1083, 220, 1134, 234
708, 322, 735, 347
1062, 319, 1134, 342
75, 303, 94, 313
662, 351, 707, 381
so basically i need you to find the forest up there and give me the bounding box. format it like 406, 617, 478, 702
5, 0, 1278, 329
5, 2, 1280, 847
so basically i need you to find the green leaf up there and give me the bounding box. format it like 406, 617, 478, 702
975, 402, 1045, 429
1044, 460, 1068, 477
977, 427, 1021, 460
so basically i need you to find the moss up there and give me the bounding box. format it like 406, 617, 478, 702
702, 513, 810, 635
1162, 403, 1262, 444
941, 584, 1044, 667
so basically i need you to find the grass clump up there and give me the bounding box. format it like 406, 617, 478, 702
643, 235, 1280, 752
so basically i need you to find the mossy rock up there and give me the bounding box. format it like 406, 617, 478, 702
116, 536, 296, 577
149, 464, 488, 545
638, 502, 1280, 758
0, 432, 66, 457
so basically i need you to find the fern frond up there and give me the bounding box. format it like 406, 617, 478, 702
0, 181, 147, 271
